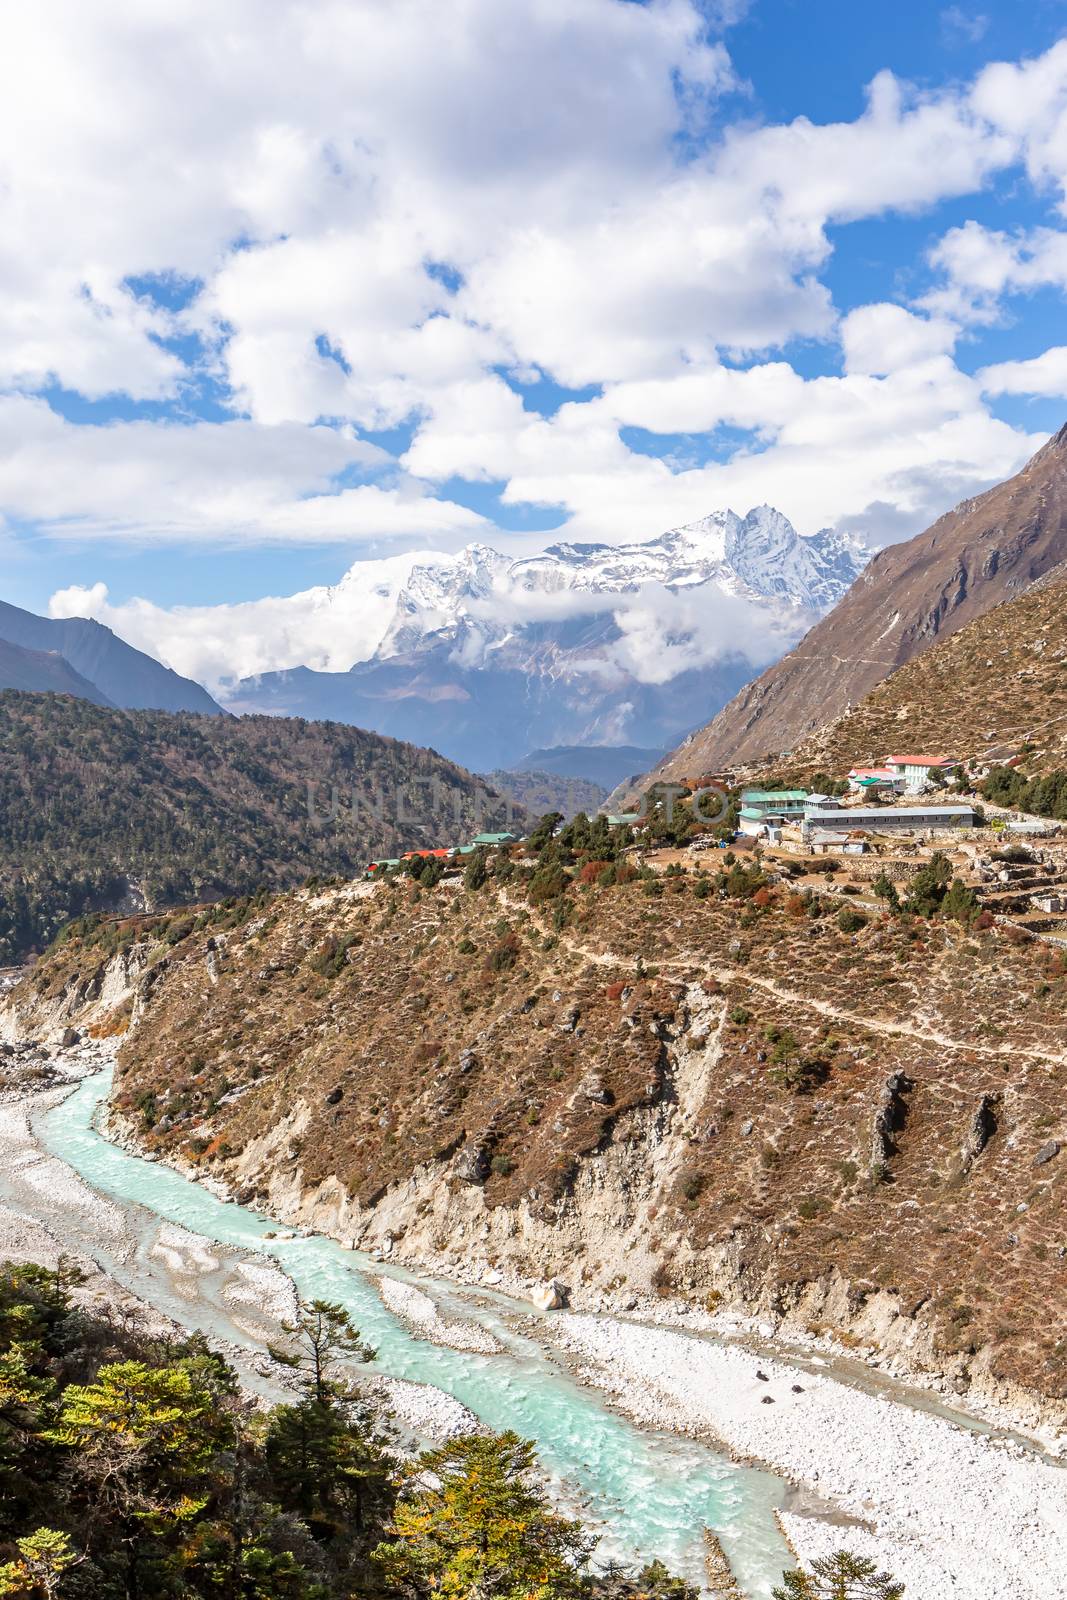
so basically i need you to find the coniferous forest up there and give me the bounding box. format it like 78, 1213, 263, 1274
0, 694, 513, 962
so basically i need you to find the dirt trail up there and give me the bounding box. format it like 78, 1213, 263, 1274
521, 907, 1067, 1069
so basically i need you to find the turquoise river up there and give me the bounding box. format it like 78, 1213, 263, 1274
36, 1069, 796, 1596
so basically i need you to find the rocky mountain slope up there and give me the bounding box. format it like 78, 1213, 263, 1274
0, 692, 515, 961
0, 637, 113, 704
786, 565, 1067, 780
18, 867, 1066, 1425
228, 510, 868, 769
644, 424, 1067, 785
0, 598, 222, 714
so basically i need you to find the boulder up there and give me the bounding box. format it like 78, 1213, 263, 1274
1035, 1140, 1061, 1167
456, 1145, 491, 1185
529, 1278, 569, 1311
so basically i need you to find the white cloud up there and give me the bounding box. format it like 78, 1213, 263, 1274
0, 3, 1065, 567
940, 8, 989, 47
925, 221, 1067, 321
971, 39, 1067, 204
0, 397, 488, 545
840, 304, 958, 376
49, 548, 432, 687
402, 353, 1039, 547
979, 345, 1067, 400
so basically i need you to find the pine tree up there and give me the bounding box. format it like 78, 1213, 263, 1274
872, 871, 899, 909
772, 1549, 904, 1600
268, 1300, 375, 1404
941, 878, 979, 926
374, 1431, 596, 1600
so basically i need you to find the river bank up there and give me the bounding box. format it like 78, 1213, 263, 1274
0, 1045, 482, 1441
549, 1315, 1067, 1600
4, 1045, 1066, 1597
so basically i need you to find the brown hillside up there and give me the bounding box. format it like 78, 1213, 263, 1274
646, 423, 1067, 785
24, 871, 1067, 1419
791, 566, 1067, 778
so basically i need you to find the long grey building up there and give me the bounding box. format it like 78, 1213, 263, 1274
802, 804, 976, 840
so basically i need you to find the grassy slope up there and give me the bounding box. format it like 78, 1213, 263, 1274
787, 571, 1067, 779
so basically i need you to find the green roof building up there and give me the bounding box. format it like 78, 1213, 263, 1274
739, 788, 808, 820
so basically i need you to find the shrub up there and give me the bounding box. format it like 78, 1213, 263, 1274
578, 860, 612, 885
485, 932, 521, 974
837, 905, 867, 934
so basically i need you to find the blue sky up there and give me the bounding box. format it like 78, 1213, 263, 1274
2, 0, 1067, 682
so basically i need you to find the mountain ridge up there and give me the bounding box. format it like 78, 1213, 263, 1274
0, 638, 115, 705
0, 599, 224, 715
782, 561, 1067, 781
640, 424, 1067, 786
0, 691, 515, 961
230, 506, 868, 768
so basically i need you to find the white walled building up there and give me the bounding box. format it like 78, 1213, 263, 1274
884, 754, 959, 794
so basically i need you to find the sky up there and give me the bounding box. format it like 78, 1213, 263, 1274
3, 0, 1067, 678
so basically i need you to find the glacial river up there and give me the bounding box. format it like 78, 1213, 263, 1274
33, 1069, 800, 1596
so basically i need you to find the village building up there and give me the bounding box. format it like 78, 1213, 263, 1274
802, 803, 976, 840
884, 754, 959, 793
808, 829, 868, 855
739, 788, 808, 820
847, 766, 904, 797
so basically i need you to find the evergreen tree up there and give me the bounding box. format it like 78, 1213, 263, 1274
871, 871, 899, 909
374, 1431, 595, 1600
772, 1550, 904, 1599
268, 1300, 375, 1405
941, 878, 979, 926
905, 852, 952, 918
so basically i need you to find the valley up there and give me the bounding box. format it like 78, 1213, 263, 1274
0, 1028, 1063, 1600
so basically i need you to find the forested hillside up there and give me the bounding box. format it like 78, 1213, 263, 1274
0, 693, 515, 961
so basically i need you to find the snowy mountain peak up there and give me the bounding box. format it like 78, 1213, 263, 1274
341, 505, 868, 665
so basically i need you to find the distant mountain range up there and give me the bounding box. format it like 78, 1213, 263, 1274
510, 745, 668, 790
0, 637, 113, 705
226, 507, 868, 769
639, 422, 1067, 792
0, 599, 223, 714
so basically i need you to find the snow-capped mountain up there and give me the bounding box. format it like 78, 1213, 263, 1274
227, 507, 868, 771
370, 507, 867, 664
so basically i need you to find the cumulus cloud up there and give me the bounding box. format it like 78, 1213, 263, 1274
925, 221, 1067, 321
979, 346, 1067, 400
48, 550, 432, 687
1, 2, 1066, 572
0, 397, 488, 545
